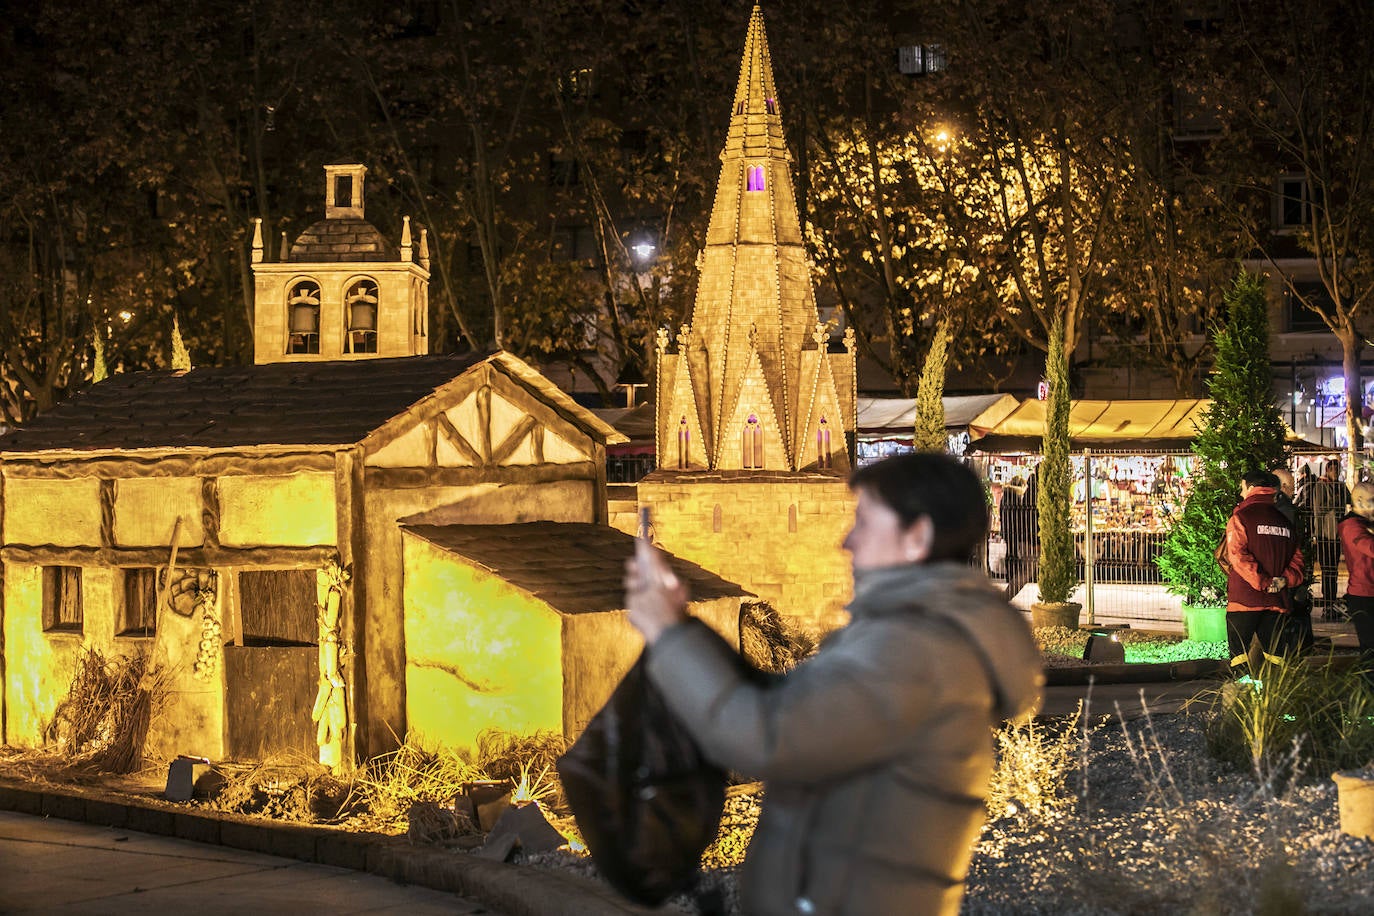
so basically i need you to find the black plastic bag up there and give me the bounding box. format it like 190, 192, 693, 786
557, 652, 727, 906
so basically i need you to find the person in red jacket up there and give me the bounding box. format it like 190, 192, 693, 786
1226, 470, 1304, 675
1336, 482, 1374, 690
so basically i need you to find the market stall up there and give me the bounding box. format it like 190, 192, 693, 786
855, 393, 1019, 463
967, 399, 1208, 586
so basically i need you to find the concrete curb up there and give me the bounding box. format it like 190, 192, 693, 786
1043, 659, 1230, 687
0, 777, 651, 916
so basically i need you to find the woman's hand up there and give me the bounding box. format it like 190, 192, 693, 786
625, 540, 689, 645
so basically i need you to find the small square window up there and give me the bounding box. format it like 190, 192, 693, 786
42, 566, 83, 633
119, 568, 159, 637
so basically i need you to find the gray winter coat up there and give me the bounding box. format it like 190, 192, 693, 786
646, 561, 1043, 916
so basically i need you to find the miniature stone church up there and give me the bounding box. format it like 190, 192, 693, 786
639, 3, 859, 632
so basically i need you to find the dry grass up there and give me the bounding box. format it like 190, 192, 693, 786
208, 756, 350, 822
986, 702, 1083, 821
41, 648, 166, 774
740, 600, 817, 673
349, 742, 486, 830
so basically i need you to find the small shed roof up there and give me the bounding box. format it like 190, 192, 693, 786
403, 521, 752, 615
0, 352, 626, 455
967, 399, 1210, 452
856, 393, 1019, 434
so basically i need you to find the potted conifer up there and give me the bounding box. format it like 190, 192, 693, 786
1031, 314, 1081, 629
1156, 272, 1288, 640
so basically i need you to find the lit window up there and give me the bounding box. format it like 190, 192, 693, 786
747, 166, 766, 192
346, 278, 379, 353
677, 416, 691, 469
817, 416, 832, 469
765, 98, 777, 114
287, 280, 321, 354
897, 44, 946, 76
42, 566, 83, 633
561, 67, 594, 102
742, 414, 764, 468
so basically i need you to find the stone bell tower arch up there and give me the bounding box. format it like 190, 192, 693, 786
250, 163, 431, 365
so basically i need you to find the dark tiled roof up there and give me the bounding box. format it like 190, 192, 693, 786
289, 217, 397, 262
404, 522, 752, 615
0, 353, 494, 453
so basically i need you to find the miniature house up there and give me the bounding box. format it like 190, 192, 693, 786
0, 352, 627, 765
400, 522, 748, 751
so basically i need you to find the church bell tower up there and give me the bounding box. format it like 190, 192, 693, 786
250, 164, 430, 365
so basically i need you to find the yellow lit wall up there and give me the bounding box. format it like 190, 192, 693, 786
114, 477, 205, 546
640, 476, 855, 634
218, 472, 337, 546
403, 535, 563, 750
3, 478, 103, 546
3, 565, 84, 745
363, 479, 595, 757
1, 561, 226, 757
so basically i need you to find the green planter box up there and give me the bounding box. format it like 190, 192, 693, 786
1183, 603, 1227, 642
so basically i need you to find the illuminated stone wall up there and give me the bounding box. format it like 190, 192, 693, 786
0, 466, 337, 752
638, 474, 856, 634
360, 479, 596, 757
403, 535, 565, 750
401, 532, 740, 751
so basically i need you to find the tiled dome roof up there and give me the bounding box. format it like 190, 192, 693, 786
289, 217, 397, 262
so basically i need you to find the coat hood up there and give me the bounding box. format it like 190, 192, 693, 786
850, 561, 1044, 722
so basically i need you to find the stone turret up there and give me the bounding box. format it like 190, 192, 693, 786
251, 164, 429, 364
654, 3, 856, 472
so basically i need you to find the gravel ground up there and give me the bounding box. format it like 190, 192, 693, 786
526, 710, 1374, 915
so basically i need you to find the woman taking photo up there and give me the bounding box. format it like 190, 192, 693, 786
626, 453, 1043, 916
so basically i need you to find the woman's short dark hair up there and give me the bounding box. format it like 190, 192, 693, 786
849, 453, 988, 562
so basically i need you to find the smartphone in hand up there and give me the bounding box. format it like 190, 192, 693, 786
636, 507, 655, 581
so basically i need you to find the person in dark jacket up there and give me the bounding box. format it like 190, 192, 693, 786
1226, 470, 1304, 676
1272, 467, 1314, 655
625, 453, 1043, 916
1336, 482, 1374, 690
1312, 460, 1350, 617
1000, 473, 1038, 600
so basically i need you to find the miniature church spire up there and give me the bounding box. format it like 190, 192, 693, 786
653, 3, 854, 472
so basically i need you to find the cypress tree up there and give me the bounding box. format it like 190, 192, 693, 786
912, 317, 951, 453
1037, 313, 1076, 605
1157, 272, 1288, 605
93, 331, 109, 383
171, 314, 192, 371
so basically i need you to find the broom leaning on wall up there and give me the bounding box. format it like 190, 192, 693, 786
106, 516, 182, 773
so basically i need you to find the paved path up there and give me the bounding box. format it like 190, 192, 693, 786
0, 811, 502, 915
